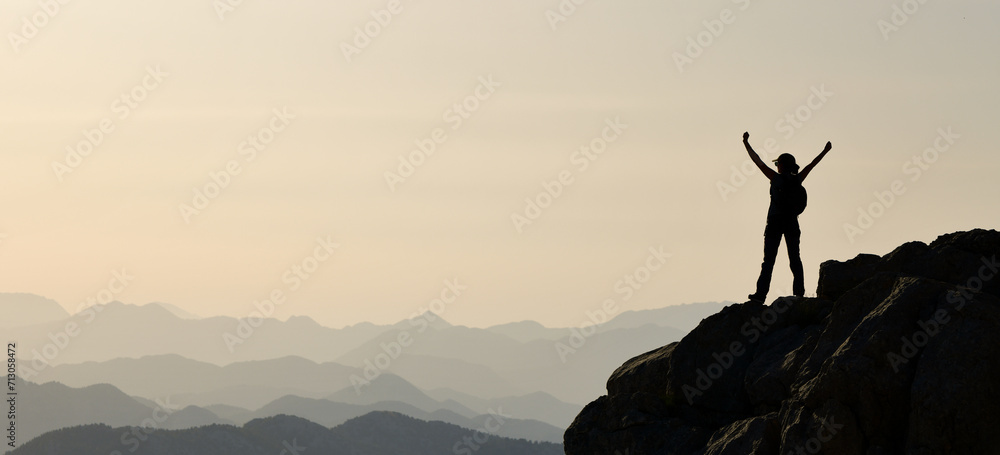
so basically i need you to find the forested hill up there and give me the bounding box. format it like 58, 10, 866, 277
11, 411, 563, 455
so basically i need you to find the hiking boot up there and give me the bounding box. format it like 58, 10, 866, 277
748, 293, 766, 304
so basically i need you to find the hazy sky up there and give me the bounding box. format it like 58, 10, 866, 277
2, 0, 998, 328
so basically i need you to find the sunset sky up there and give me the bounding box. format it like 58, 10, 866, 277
2, 0, 997, 328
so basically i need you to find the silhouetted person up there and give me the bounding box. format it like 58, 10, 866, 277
744, 132, 831, 303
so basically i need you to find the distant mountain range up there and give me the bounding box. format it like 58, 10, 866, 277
251, 394, 562, 443
31, 354, 356, 410
481, 301, 731, 340
10, 379, 169, 450
7, 375, 562, 451
4, 300, 389, 366
8, 296, 726, 404
11, 412, 563, 455
1, 293, 729, 451
4, 296, 726, 367
27, 354, 577, 428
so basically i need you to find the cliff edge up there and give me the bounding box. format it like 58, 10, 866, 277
564, 229, 1000, 454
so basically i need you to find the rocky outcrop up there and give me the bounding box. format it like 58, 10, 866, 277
564, 229, 1000, 454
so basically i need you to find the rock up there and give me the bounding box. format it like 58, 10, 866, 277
564, 229, 1000, 455
816, 253, 880, 301
700, 413, 780, 455
817, 229, 1000, 302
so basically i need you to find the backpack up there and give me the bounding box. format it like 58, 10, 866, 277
781, 174, 808, 215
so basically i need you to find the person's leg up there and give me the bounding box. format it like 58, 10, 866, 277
752, 224, 782, 301
786, 219, 805, 296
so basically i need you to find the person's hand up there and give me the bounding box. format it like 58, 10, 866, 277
743, 132, 750, 142
824, 141, 832, 152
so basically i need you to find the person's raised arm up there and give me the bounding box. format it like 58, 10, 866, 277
799, 141, 832, 182
744, 132, 777, 180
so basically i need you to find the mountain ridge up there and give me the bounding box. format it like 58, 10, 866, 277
7, 374, 564, 450
0, 293, 69, 328
11, 412, 563, 455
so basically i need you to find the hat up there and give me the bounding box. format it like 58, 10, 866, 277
773, 153, 799, 172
